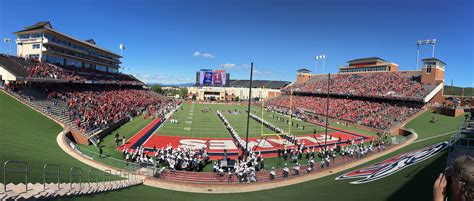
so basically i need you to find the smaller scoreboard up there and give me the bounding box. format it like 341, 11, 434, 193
196, 69, 230, 86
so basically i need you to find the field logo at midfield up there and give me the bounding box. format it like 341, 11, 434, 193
335, 142, 448, 184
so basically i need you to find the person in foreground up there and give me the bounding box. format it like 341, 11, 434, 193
433, 155, 474, 201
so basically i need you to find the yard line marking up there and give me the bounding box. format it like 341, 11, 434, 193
412, 130, 457, 144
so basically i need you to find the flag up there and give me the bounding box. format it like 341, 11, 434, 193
119, 44, 125, 50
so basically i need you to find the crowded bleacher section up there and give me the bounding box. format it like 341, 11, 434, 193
26, 62, 84, 81
265, 95, 423, 130
5, 81, 175, 138
0, 54, 143, 85
46, 84, 174, 132
290, 72, 429, 101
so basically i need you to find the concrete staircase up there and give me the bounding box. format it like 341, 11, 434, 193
30, 98, 102, 145
0, 179, 143, 200
32, 99, 100, 137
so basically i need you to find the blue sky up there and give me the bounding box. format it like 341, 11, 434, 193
0, 0, 472, 86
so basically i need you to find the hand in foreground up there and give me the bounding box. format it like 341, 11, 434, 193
433, 173, 447, 201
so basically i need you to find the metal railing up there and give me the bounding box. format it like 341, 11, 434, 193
0, 160, 141, 195
104, 170, 112, 184
123, 171, 130, 181
88, 169, 99, 188
447, 116, 474, 166
3, 160, 28, 192
123, 162, 141, 173
69, 167, 82, 188
63, 135, 139, 172
63, 134, 153, 183
43, 163, 60, 190
115, 170, 122, 184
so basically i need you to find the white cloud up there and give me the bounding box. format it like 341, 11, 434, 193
202, 53, 215, 58
133, 73, 193, 84
218, 63, 252, 70
220, 63, 237, 69
193, 51, 215, 59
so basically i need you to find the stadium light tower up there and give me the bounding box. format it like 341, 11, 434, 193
314, 56, 319, 74
315, 54, 326, 74
119, 43, 125, 57
415, 39, 436, 70
119, 43, 125, 73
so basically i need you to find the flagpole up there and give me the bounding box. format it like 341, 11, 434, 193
324, 73, 330, 153
261, 86, 264, 136
289, 86, 293, 135
244, 62, 254, 160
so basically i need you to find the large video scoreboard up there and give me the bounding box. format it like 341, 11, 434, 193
195, 69, 230, 86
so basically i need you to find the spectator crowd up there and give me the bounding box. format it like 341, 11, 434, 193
26, 63, 84, 81
44, 84, 175, 133
290, 72, 429, 100
0, 54, 143, 85
265, 95, 422, 130
24, 62, 143, 85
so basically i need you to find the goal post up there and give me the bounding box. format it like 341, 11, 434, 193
259, 86, 294, 137
258, 85, 294, 148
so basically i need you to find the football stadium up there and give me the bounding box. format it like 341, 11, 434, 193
0, 1, 473, 200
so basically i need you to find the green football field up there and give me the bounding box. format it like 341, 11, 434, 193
156, 102, 340, 138
0, 90, 466, 201
78, 102, 376, 163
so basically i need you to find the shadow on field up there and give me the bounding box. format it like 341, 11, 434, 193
387, 152, 447, 201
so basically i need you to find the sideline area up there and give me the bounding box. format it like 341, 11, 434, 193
45, 97, 422, 193
141, 133, 416, 193
56, 124, 416, 193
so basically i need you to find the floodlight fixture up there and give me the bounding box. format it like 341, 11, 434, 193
315, 54, 326, 74
415, 38, 437, 70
